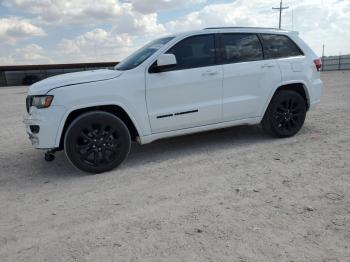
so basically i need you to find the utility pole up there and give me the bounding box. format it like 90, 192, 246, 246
272, 0, 289, 29
322, 44, 325, 58
322, 44, 325, 71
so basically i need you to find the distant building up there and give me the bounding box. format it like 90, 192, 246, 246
0, 62, 117, 87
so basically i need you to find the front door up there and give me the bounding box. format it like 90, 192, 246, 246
146, 34, 223, 133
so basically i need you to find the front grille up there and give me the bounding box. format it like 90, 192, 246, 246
26, 96, 33, 113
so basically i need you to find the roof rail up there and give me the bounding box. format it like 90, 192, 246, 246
203, 27, 280, 30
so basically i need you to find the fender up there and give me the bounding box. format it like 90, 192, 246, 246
54, 101, 144, 148
259, 80, 310, 118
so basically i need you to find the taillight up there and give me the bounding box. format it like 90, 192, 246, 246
313, 58, 322, 71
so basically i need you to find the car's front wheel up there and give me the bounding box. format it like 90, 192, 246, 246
64, 111, 131, 173
262, 90, 307, 138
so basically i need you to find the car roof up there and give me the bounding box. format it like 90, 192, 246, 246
170, 27, 297, 38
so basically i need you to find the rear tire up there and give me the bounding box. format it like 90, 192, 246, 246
64, 111, 131, 173
262, 90, 306, 138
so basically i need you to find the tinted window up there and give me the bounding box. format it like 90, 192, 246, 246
116, 37, 174, 70
221, 34, 263, 63
261, 34, 303, 59
165, 34, 216, 70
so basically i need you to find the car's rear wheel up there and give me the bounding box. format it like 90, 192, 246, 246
64, 111, 131, 173
262, 90, 306, 138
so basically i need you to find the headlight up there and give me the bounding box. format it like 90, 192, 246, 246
31, 95, 54, 109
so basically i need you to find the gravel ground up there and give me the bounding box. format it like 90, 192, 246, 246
0, 71, 349, 262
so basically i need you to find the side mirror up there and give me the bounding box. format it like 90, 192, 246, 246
155, 54, 177, 71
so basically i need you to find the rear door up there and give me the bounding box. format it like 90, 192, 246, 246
220, 33, 281, 121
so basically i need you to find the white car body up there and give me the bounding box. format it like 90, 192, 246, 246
24, 27, 323, 150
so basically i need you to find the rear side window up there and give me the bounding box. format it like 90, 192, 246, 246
221, 33, 263, 64
260, 34, 303, 59
166, 34, 216, 70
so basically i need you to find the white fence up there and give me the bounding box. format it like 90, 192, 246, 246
322, 55, 350, 71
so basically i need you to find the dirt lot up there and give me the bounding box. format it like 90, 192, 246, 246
0, 71, 349, 262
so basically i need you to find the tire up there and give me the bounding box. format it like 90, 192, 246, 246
262, 90, 306, 138
64, 111, 131, 173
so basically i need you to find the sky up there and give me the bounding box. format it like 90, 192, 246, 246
0, 0, 349, 65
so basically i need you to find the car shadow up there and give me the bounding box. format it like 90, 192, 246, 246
2, 125, 275, 182
125, 124, 272, 168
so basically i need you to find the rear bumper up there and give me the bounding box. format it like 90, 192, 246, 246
309, 79, 323, 109
23, 106, 66, 149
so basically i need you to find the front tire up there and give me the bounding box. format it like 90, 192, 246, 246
64, 111, 131, 173
262, 90, 306, 138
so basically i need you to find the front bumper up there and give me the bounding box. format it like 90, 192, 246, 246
23, 106, 67, 149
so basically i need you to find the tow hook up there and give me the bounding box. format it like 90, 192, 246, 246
45, 149, 57, 162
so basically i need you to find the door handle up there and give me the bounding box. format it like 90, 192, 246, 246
261, 64, 275, 69
202, 70, 219, 76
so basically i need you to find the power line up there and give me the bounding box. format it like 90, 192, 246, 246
272, 0, 289, 29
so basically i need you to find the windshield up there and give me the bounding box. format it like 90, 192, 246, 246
115, 36, 175, 71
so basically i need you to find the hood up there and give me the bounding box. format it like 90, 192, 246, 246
29, 69, 122, 95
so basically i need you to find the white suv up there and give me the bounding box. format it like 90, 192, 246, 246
24, 27, 323, 173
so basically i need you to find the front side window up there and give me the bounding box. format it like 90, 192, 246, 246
165, 34, 216, 71
260, 34, 303, 59
115, 36, 174, 71
221, 33, 263, 64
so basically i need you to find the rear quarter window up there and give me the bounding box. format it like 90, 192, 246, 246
260, 34, 304, 59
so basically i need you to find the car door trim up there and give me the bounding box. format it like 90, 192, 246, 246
157, 109, 199, 119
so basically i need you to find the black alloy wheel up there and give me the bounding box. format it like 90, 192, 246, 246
262, 90, 306, 138
64, 111, 131, 173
